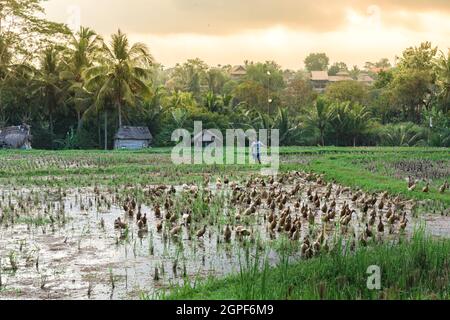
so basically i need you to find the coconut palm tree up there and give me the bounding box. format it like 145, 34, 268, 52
273, 107, 301, 145
33, 46, 63, 135
347, 103, 371, 146
85, 29, 153, 128
60, 27, 102, 131
436, 50, 450, 113
305, 97, 334, 146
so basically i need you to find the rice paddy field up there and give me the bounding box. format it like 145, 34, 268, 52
0, 147, 449, 300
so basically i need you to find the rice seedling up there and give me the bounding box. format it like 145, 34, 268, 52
0, 147, 448, 300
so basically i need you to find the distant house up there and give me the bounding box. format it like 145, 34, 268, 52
193, 129, 224, 148
357, 73, 375, 86
229, 65, 247, 80
114, 126, 153, 150
369, 66, 390, 74
310, 70, 374, 92
0, 124, 32, 149
329, 71, 353, 82
310, 71, 329, 92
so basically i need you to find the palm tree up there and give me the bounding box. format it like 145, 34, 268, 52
273, 107, 301, 145
347, 103, 371, 146
33, 46, 63, 135
329, 101, 353, 146
60, 27, 102, 131
305, 97, 334, 146
203, 91, 223, 113
381, 123, 425, 146
436, 50, 450, 113
85, 29, 153, 128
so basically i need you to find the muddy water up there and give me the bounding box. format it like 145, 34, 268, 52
0, 180, 449, 300
0, 193, 246, 299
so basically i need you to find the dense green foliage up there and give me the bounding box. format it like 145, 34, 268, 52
0, 1, 449, 149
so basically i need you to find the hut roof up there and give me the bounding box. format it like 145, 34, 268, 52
114, 126, 152, 140
193, 129, 224, 143
0, 125, 32, 148
310, 71, 329, 81
230, 65, 247, 76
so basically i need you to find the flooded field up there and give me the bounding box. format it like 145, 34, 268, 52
1, 171, 449, 300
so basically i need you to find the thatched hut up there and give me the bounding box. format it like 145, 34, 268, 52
114, 126, 153, 150
0, 124, 32, 149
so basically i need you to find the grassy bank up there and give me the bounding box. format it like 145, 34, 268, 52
162, 231, 450, 300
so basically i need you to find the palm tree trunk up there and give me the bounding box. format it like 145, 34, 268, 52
97, 111, 101, 147
117, 101, 122, 128
320, 130, 325, 146
77, 110, 83, 132
49, 112, 54, 136
104, 110, 108, 150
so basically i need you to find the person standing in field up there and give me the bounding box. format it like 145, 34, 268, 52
251, 139, 265, 164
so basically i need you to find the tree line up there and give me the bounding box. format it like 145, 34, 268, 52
1, 0, 449, 149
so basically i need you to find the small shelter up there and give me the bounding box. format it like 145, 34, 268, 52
230, 65, 247, 80
193, 129, 224, 148
0, 124, 32, 149
310, 71, 329, 92
114, 126, 153, 150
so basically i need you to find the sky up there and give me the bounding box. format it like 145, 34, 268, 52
43, 0, 450, 70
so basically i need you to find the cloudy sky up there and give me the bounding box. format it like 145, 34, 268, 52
43, 0, 450, 69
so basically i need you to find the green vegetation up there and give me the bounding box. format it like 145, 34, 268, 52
164, 230, 450, 300
1, 1, 449, 150
0, 147, 448, 204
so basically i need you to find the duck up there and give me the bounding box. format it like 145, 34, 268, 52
169, 213, 178, 223
365, 224, 373, 238
196, 225, 207, 238
235, 210, 242, 221
114, 217, 127, 229
408, 183, 417, 192
400, 218, 408, 231
142, 214, 147, 226
137, 219, 146, 230
224, 225, 232, 242
377, 216, 384, 233
422, 183, 430, 193
170, 225, 182, 236
439, 182, 447, 194
156, 220, 163, 232
291, 228, 301, 241
308, 209, 315, 225
236, 226, 251, 237
269, 218, 277, 232
154, 204, 161, 218
182, 211, 192, 225
301, 237, 310, 256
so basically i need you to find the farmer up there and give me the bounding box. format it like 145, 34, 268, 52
250, 139, 264, 164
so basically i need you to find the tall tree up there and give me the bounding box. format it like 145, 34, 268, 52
328, 62, 348, 76
325, 80, 368, 105
170, 58, 208, 98
60, 27, 102, 131
435, 50, 450, 114
85, 29, 153, 128
304, 53, 329, 72
33, 46, 63, 135
0, 0, 68, 123
305, 97, 334, 146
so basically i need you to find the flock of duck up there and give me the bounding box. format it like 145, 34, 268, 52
112, 171, 424, 259
407, 177, 449, 194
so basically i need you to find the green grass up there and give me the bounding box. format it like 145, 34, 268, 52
0, 147, 448, 204
162, 230, 450, 300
